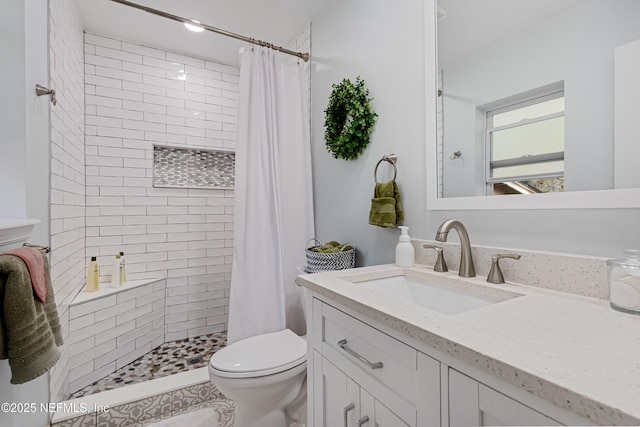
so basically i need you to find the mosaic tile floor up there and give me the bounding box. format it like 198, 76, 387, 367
70, 332, 227, 399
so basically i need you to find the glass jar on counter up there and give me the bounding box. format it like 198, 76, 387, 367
607, 249, 640, 315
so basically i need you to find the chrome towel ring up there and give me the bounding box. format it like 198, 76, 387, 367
374, 154, 397, 183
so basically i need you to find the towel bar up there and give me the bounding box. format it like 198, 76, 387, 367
23, 243, 51, 253
374, 154, 397, 183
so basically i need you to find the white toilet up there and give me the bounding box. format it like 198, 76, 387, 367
208, 271, 309, 427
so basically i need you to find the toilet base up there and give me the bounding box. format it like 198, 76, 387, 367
226, 380, 306, 427
233, 406, 307, 427
234, 404, 286, 427
285, 376, 307, 425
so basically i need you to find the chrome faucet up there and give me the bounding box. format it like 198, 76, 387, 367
434, 219, 476, 277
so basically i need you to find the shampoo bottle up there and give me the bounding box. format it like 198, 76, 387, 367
111, 254, 123, 287
119, 251, 127, 285
86, 256, 100, 292
395, 226, 415, 267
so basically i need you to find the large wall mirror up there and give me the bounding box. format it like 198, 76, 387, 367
430, 0, 640, 209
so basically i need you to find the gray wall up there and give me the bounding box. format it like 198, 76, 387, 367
25, 0, 51, 247
0, 1, 51, 426
0, 0, 27, 218
311, 0, 427, 266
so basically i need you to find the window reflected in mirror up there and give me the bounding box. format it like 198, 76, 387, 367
487, 89, 565, 195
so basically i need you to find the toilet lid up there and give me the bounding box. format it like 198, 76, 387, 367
210, 329, 306, 376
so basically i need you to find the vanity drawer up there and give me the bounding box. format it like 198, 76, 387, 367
319, 302, 419, 404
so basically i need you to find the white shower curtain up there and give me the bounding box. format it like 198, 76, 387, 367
227, 46, 314, 344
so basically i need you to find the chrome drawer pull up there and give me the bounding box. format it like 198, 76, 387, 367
358, 415, 370, 426
337, 339, 383, 369
344, 403, 355, 427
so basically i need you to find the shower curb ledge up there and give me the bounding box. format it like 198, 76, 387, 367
70, 278, 164, 306
50, 367, 232, 427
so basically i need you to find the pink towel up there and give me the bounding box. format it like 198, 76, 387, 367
1, 248, 47, 303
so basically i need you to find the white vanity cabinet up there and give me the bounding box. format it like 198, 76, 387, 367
448, 368, 561, 426
308, 295, 595, 427
314, 352, 409, 426
311, 299, 441, 426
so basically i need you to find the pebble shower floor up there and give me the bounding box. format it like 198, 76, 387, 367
71, 332, 227, 398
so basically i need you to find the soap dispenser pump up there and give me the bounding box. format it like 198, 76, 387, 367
395, 226, 415, 267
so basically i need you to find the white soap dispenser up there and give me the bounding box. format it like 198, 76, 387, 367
395, 226, 415, 267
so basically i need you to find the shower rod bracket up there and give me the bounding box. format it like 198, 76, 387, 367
36, 84, 57, 106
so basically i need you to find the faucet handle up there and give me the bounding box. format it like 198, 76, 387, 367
487, 254, 521, 284
423, 245, 448, 272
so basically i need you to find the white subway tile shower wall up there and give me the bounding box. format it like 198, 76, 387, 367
83, 33, 236, 343
49, 0, 86, 403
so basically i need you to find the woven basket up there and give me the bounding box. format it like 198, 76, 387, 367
305, 238, 355, 273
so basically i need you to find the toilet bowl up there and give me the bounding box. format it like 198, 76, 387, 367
210, 267, 310, 427
208, 328, 307, 427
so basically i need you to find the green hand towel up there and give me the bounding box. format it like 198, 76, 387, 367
369, 181, 403, 227
0, 251, 63, 384
393, 181, 404, 225
369, 197, 397, 227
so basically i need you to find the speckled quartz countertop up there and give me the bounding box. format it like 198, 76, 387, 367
296, 264, 640, 426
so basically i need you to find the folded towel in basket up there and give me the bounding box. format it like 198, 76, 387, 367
310, 242, 353, 253
0, 250, 63, 384
369, 180, 403, 228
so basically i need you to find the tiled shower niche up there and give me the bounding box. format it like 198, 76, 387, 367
153, 145, 235, 189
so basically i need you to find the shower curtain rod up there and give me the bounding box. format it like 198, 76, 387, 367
109, 0, 310, 62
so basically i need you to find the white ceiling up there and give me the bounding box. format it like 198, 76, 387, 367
75, 1, 590, 70
74, 0, 332, 66
437, 0, 587, 68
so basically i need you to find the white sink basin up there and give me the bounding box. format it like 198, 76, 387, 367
357, 274, 511, 315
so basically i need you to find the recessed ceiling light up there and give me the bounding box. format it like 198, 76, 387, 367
184, 20, 205, 33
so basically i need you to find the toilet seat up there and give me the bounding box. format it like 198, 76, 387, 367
209, 329, 307, 379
